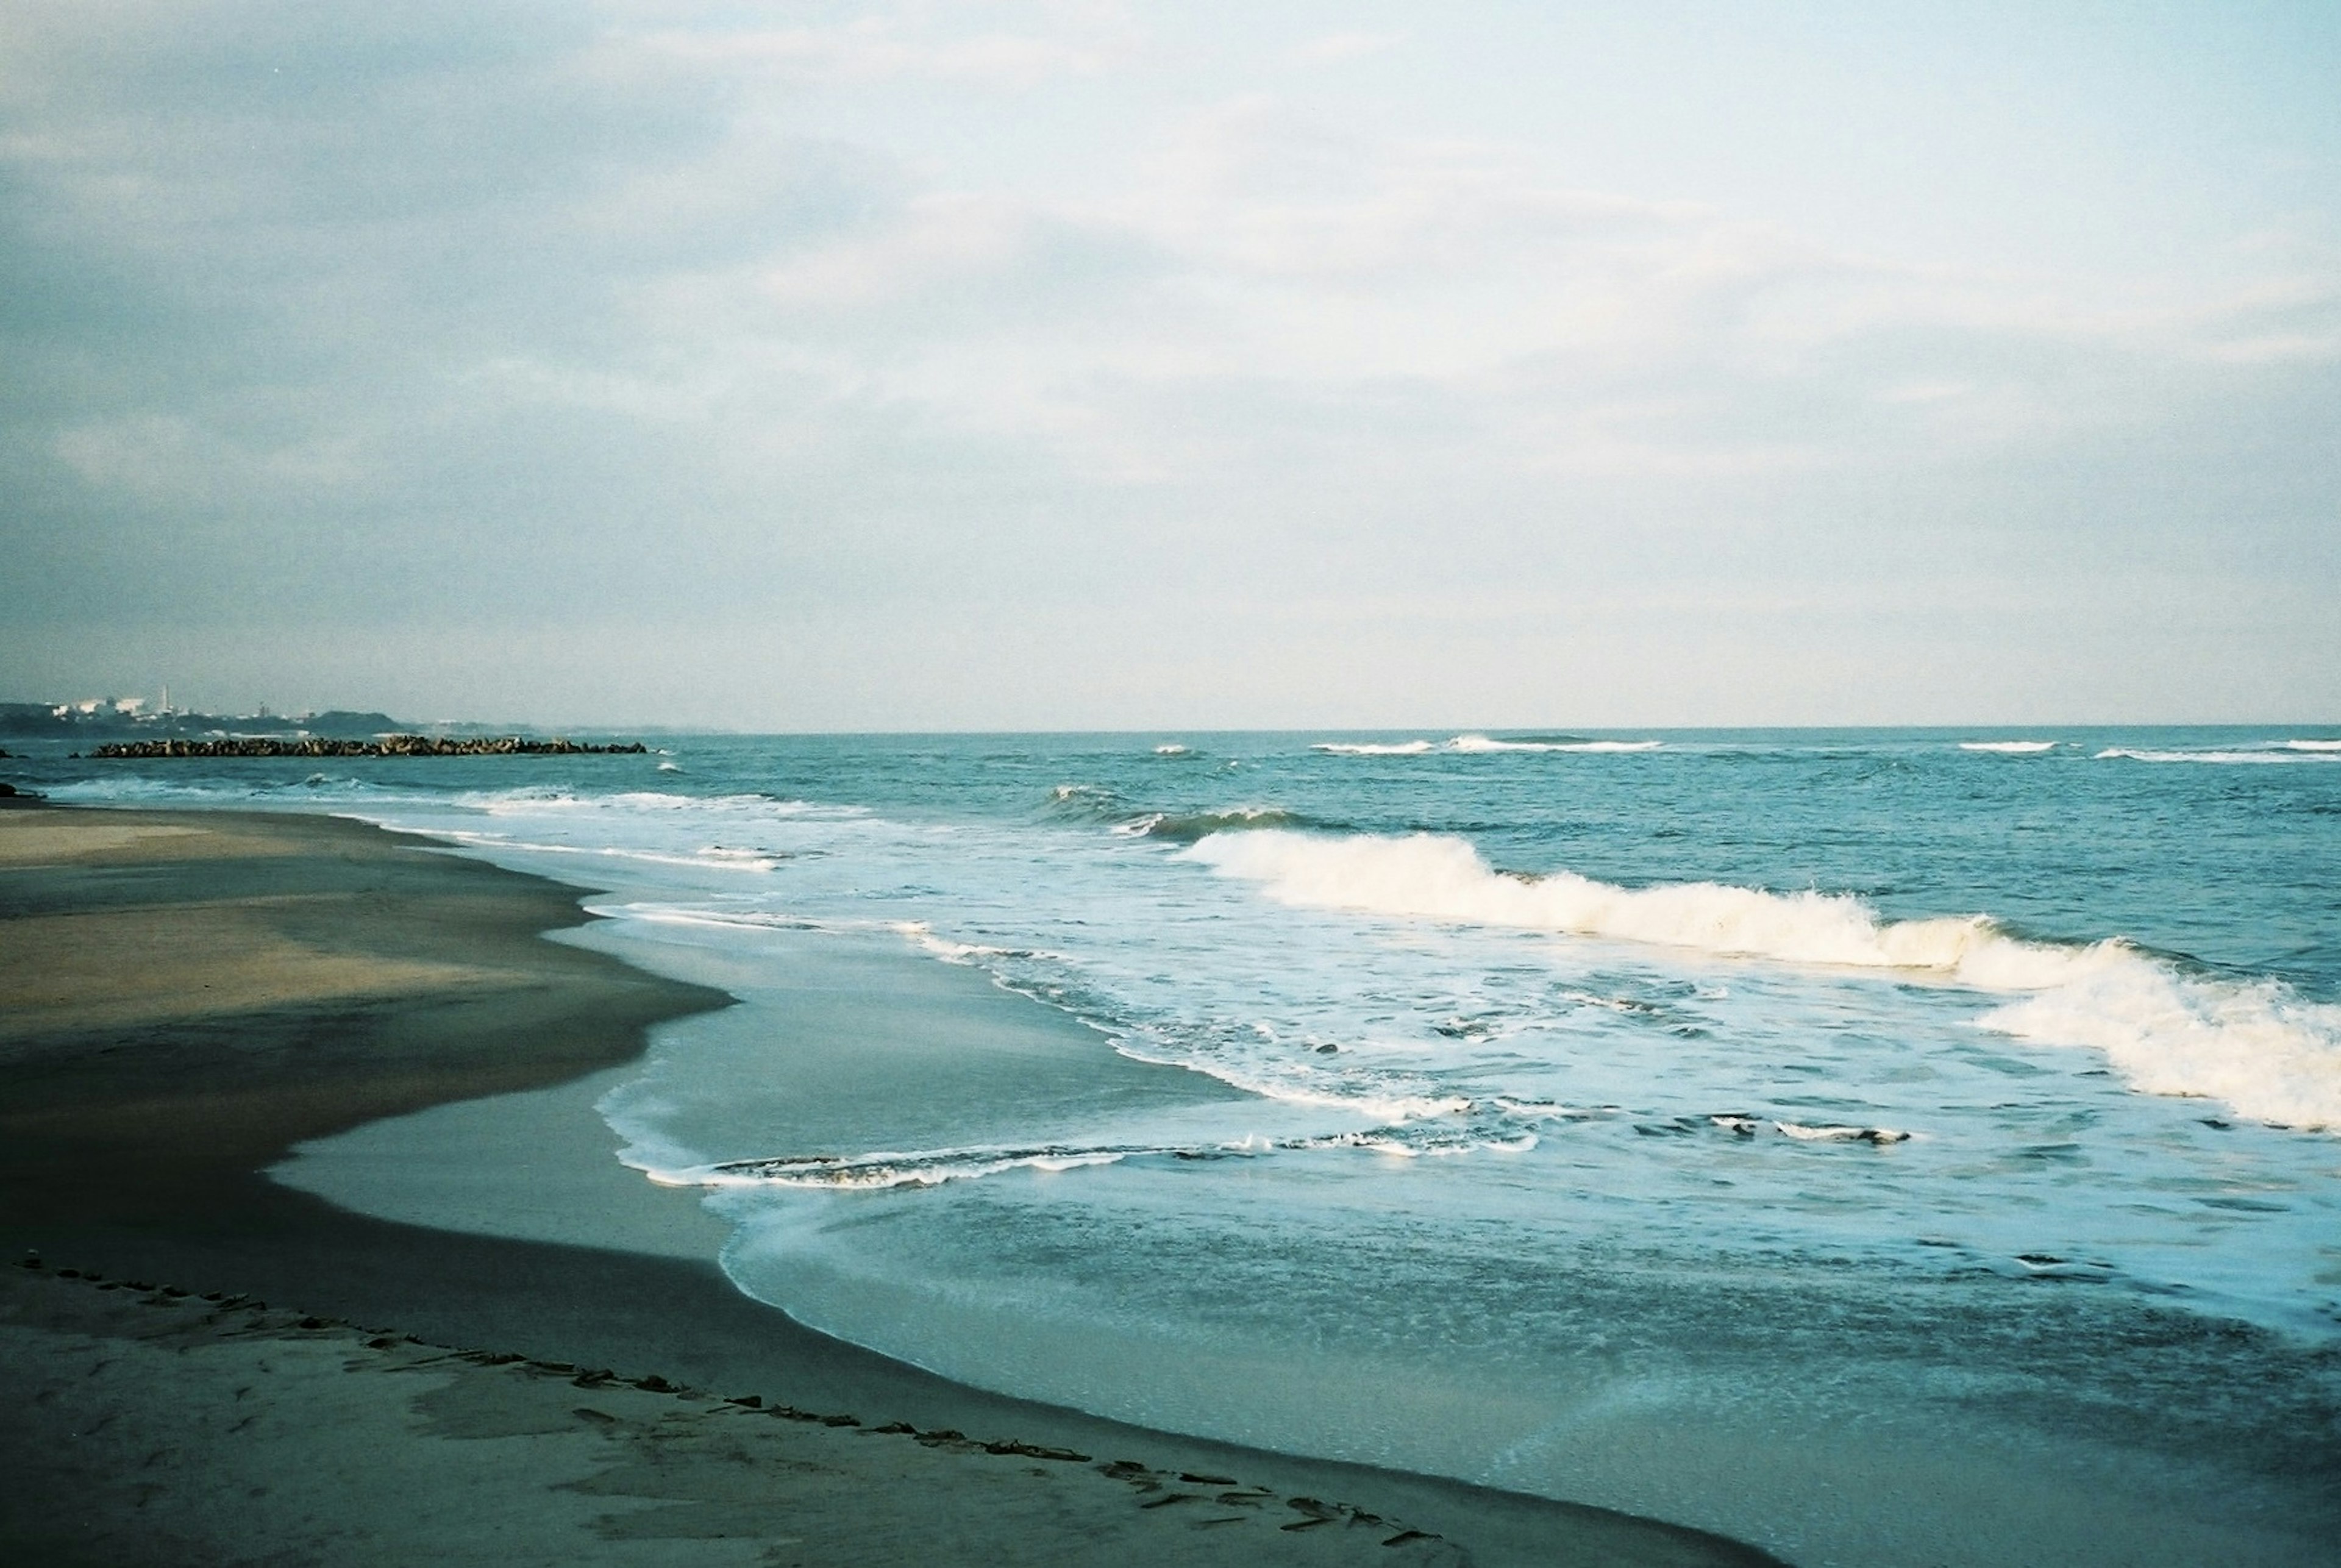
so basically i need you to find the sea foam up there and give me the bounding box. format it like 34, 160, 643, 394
2095, 747, 2337, 765
1183, 829, 2341, 1131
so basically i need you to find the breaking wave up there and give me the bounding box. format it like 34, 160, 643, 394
1313, 739, 1436, 756
1959, 741, 2058, 754
1183, 829, 2341, 1131
1120, 807, 1316, 842
1185, 829, 2025, 974
2096, 747, 2339, 765
1048, 784, 1328, 841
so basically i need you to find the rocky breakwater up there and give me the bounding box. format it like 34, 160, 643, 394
88, 736, 650, 758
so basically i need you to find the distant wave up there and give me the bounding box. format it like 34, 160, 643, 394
1451, 734, 1663, 754
2096, 747, 2338, 765
1313, 735, 1662, 756
1152, 743, 1191, 756
1959, 741, 2057, 754
1184, 829, 2341, 1132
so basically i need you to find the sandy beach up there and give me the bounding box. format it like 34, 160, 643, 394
0, 802, 1778, 1567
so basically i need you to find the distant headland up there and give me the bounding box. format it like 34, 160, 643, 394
88, 736, 647, 758
1, 695, 645, 757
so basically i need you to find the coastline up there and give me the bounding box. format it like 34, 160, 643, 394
0, 802, 1778, 1567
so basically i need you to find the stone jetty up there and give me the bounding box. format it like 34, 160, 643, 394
88, 736, 649, 758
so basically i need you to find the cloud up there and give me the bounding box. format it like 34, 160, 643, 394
0, 2, 2333, 722
620, 1, 1138, 88
1291, 31, 1408, 65
718, 91, 2338, 502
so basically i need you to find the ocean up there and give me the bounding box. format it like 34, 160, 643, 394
30, 728, 2341, 1566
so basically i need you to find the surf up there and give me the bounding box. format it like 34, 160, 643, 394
1183, 828, 2341, 1131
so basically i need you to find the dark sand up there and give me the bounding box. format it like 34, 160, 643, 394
0, 804, 1780, 1566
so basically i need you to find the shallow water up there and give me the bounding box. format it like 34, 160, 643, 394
34, 727, 2341, 1565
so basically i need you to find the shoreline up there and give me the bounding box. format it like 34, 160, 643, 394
0, 801, 1778, 1566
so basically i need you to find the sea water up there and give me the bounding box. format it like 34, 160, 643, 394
34, 729, 2341, 1565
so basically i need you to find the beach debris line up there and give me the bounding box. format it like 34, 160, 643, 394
86, 734, 650, 758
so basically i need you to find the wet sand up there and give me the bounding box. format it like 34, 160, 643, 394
0, 804, 1779, 1566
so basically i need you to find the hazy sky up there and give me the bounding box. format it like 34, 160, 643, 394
4, 1, 2336, 727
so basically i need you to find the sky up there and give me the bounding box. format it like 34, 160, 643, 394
2, 0, 2336, 729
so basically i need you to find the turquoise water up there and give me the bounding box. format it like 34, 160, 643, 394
29, 728, 2341, 1565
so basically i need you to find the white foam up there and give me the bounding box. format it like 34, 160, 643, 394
1959, 741, 2057, 754
469, 788, 832, 814
1294, 1129, 1542, 1158
1185, 830, 2016, 973
2281, 739, 2341, 752
1774, 1121, 1911, 1144
1979, 969, 2341, 1131
45, 775, 436, 808
699, 845, 782, 866
654, 1119, 1539, 1191
1153, 743, 1190, 755
429, 829, 782, 872
606, 903, 918, 938
2095, 748, 2335, 765
1103, 1036, 1473, 1125
887, 921, 1071, 967
1313, 739, 1435, 755
674, 1143, 1144, 1191
1184, 830, 2341, 1131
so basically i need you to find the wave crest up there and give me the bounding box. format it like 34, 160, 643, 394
1182, 830, 2341, 1131
1184, 829, 2011, 972
1121, 807, 1314, 843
